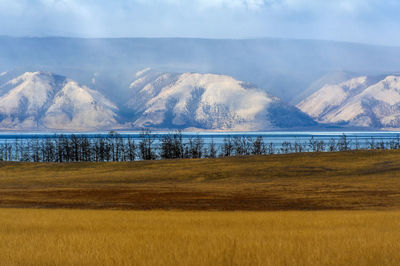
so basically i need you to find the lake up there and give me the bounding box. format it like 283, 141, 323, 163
0, 131, 399, 147
0, 131, 399, 162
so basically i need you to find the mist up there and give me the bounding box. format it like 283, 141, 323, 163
1, 37, 400, 106
1, 1, 400, 106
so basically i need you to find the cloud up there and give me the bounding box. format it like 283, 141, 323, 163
0, 0, 399, 46
132, 0, 272, 9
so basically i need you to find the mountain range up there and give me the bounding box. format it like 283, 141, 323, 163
0, 70, 315, 131
3, 70, 400, 131
2, 37, 400, 131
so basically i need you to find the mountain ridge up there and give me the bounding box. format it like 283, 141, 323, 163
298, 75, 400, 128
125, 70, 316, 131
0, 70, 317, 131
0, 72, 119, 131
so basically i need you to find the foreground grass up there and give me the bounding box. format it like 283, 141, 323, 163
1, 150, 400, 210
0, 209, 399, 266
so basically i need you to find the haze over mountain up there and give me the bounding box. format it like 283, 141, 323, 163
2, 37, 400, 106
2, 36, 400, 131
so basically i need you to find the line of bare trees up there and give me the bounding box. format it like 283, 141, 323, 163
0, 131, 399, 162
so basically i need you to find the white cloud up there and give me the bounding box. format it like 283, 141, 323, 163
133, 0, 272, 10
195, 0, 269, 9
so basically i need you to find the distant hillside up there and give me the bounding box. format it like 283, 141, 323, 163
1, 150, 400, 210
125, 69, 316, 130
1, 37, 400, 104
298, 75, 400, 128
0, 72, 118, 131
0, 71, 316, 131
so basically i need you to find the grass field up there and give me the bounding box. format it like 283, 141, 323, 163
1, 151, 400, 265
1, 150, 400, 210
0, 209, 399, 266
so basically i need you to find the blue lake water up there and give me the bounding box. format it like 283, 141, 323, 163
0, 131, 399, 161
0, 131, 399, 147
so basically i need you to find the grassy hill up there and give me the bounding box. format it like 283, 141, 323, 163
1, 150, 400, 210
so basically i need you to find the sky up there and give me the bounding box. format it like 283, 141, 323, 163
0, 0, 400, 46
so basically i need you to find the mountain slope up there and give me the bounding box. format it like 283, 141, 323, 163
292, 71, 360, 104
126, 70, 316, 130
0, 72, 119, 130
297, 75, 400, 128
0, 70, 318, 131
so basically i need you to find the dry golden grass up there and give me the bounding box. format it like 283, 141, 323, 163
1, 150, 400, 210
2, 151, 400, 265
0, 208, 399, 266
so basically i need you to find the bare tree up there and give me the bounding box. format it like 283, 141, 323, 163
206, 138, 217, 158
126, 136, 137, 161
337, 134, 350, 151
252, 136, 266, 155
139, 129, 157, 160
222, 136, 233, 157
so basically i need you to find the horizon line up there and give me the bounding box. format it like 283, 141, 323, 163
0, 35, 398, 48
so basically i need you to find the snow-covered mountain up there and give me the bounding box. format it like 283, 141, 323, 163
0, 72, 119, 130
125, 69, 316, 130
292, 71, 360, 105
297, 75, 400, 128
0, 70, 318, 131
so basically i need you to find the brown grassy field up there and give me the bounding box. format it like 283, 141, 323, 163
1, 209, 399, 266
1, 150, 400, 210
1, 151, 400, 265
